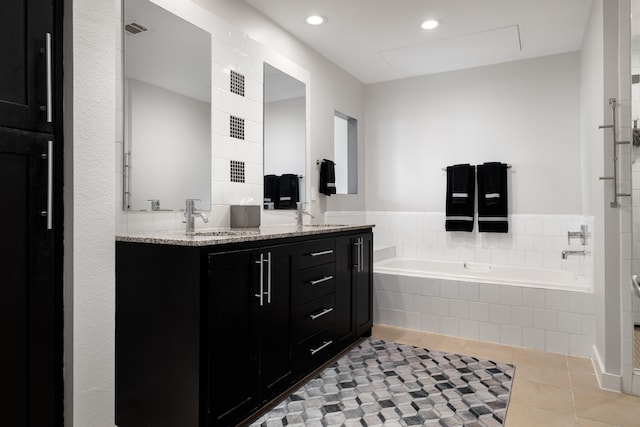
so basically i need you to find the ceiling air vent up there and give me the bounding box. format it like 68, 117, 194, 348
125, 22, 148, 36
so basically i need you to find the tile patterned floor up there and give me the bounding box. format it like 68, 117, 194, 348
372, 325, 640, 427
250, 339, 514, 426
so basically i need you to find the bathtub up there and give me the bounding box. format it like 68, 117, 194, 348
373, 257, 595, 356
374, 257, 590, 292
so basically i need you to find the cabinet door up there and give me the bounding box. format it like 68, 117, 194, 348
208, 250, 260, 426
257, 245, 293, 397
0, 0, 54, 133
334, 235, 355, 344
355, 233, 374, 337
0, 127, 56, 427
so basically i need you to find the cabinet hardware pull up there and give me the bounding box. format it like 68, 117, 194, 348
309, 340, 333, 355
353, 240, 362, 271
266, 252, 272, 304
359, 237, 364, 273
46, 140, 53, 229
309, 250, 333, 257
45, 33, 53, 123
309, 307, 333, 320
309, 275, 333, 286
254, 254, 264, 306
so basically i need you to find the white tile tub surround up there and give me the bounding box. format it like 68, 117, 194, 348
325, 211, 595, 285
373, 272, 595, 357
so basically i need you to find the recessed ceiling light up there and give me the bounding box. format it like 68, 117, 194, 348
306, 15, 326, 26
421, 19, 440, 30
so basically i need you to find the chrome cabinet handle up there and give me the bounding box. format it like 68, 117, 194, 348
45, 33, 53, 123
41, 141, 53, 229
310, 250, 333, 257
254, 254, 264, 306
309, 275, 333, 286
359, 237, 364, 272
46, 140, 53, 229
309, 340, 333, 355
266, 252, 272, 304
353, 239, 362, 271
309, 307, 333, 320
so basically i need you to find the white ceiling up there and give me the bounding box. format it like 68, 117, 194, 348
244, 0, 593, 84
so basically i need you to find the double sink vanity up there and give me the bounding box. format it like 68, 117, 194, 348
115, 224, 374, 427
117, 1, 370, 425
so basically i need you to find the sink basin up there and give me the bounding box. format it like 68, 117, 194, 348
305, 224, 350, 228
192, 229, 260, 237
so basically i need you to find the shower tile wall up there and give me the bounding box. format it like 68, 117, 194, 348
325, 211, 594, 283
631, 36, 640, 328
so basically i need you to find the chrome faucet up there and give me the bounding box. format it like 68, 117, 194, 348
183, 199, 209, 233
296, 202, 314, 227
567, 224, 588, 245
561, 250, 587, 260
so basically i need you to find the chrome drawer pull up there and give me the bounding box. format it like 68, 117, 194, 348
254, 254, 264, 306
266, 252, 272, 304
309, 250, 333, 257
309, 307, 333, 320
45, 140, 53, 229
45, 33, 53, 123
309, 275, 334, 286
309, 340, 333, 355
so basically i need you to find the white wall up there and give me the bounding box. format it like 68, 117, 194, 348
66, 0, 116, 425
365, 52, 582, 214
127, 79, 211, 210
616, 0, 637, 395
579, 0, 626, 392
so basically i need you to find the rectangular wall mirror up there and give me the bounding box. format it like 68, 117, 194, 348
263, 63, 306, 211
123, 0, 211, 211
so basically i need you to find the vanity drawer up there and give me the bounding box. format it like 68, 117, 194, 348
295, 263, 336, 305
297, 238, 336, 270
293, 327, 336, 374
294, 295, 335, 343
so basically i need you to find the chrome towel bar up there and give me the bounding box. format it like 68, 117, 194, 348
598, 98, 631, 208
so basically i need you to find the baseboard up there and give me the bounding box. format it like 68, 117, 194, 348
592, 345, 622, 392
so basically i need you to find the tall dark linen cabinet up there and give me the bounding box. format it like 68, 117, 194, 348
0, 0, 64, 426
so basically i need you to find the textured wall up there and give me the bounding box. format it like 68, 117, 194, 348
66, 0, 117, 425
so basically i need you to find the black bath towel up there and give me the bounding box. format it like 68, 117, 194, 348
319, 159, 337, 196
477, 162, 508, 233
445, 164, 475, 232
277, 174, 299, 209
264, 174, 278, 208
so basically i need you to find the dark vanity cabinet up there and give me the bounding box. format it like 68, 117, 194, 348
208, 245, 294, 426
291, 237, 338, 374
116, 228, 373, 427
335, 233, 374, 346
0, 1, 63, 426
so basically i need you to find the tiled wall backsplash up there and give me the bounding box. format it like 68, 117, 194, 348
325, 211, 594, 281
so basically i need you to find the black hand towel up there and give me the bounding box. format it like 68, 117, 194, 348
277, 174, 299, 209
264, 174, 278, 208
445, 164, 475, 232
319, 159, 336, 196
477, 162, 508, 233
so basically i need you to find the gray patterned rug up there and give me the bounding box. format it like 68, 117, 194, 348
249, 339, 514, 427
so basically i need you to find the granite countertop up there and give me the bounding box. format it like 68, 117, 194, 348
116, 224, 374, 247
